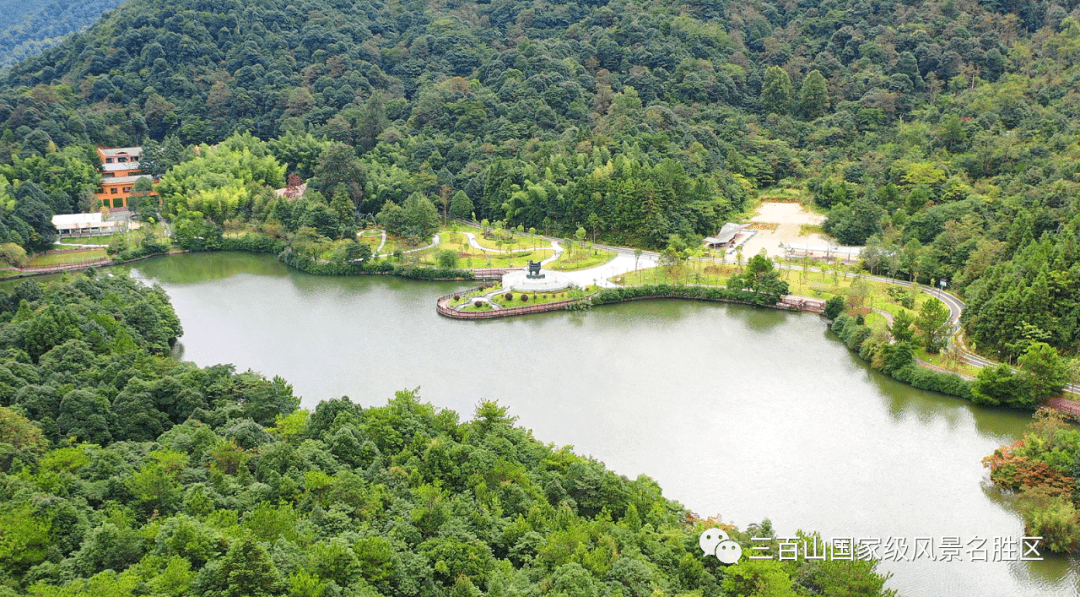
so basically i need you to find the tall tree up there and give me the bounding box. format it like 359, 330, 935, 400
796, 70, 828, 120
760, 66, 793, 116
890, 309, 916, 344
915, 298, 951, 353
357, 92, 387, 153
449, 190, 474, 221
1018, 342, 1069, 400
310, 143, 366, 208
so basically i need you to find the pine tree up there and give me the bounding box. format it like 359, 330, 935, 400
796, 70, 829, 120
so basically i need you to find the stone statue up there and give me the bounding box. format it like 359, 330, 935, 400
526, 260, 545, 279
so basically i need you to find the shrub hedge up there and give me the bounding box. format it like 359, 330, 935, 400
591, 284, 769, 306
830, 314, 972, 400
114, 241, 170, 262
279, 249, 475, 280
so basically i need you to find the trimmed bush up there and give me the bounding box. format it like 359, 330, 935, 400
521, 294, 529, 302
590, 284, 763, 306
824, 295, 845, 319
830, 314, 971, 399
114, 241, 169, 262
894, 364, 973, 399
279, 249, 475, 280
222, 234, 287, 254
505, 292, 514, 301
846, 325, 872, 350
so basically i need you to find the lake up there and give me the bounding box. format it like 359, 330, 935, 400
128, 252, 1079, 596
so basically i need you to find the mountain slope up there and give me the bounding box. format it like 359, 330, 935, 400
1, 0, 1080, 355
0, 0, 126, 71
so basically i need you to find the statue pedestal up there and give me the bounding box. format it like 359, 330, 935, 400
502, 269, 570, 292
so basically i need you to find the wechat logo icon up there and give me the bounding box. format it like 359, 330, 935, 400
699, 529, 743, 565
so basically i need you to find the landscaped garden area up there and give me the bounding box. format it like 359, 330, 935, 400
614, 261, 740, 286
460, 301, 493, 312
25, 247, 108, 267
401, 230, 555, 269
445, 284, 501, 308
470, 228, 545, 251
547, 244, 616, 271
490, 286, 597, 308
58, 234, 119, 245
355, 227, 430, 255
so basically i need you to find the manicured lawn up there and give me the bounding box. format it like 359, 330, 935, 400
471, 230, 542, 251
491, 286, 597, 308
548, 246, 616, 271
357, 230, 384, 249
614, 263, 943, 327
415, 245, 554, 269
26, 248, 108, 267
473, 250, 553, 268
437, 231, 472, 253
863, 311, 889, 333
872, 300, 914, 320
613, 262, 739, 286
915, 346, 980, 377
446, 284, 501, 308
58, 234, 118, 245
354, 228, 430, 255
460, 301, 493, 312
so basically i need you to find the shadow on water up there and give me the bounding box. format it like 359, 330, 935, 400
131, 252, 290, 284
136, 253, 472, 303
586, 297, 793, 333
287, 268, 468, 301
824, 328, 1033, 440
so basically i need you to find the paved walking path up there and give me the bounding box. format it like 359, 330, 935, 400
358, 229, 389, 256
555, 243, 660, 289
461, 231, 550, 254
543, 241, 563, 266
372, 233, 438, 258
444, 285, 507, 313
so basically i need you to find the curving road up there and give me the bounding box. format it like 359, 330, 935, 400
808, 269, 1080, 395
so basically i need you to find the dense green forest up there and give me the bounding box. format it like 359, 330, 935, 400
0, 0, 126, 72
1, 0, 1080, 359
0, 273, 895, 596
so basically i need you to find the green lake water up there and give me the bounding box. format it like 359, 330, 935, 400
116, 252, 1079, 597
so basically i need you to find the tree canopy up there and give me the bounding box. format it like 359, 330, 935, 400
0, 0, 1078, 355
0, 273, 895, 596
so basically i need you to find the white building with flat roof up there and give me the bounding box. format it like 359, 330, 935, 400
52, 213, 124, 237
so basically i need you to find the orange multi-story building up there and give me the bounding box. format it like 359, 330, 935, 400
95, 147, 155, 209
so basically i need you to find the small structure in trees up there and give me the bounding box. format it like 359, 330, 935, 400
704, 223, 749, 249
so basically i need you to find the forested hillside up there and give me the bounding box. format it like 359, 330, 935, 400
0, 273, 894, 596
1, 0, 1080, 357
0, 0, 126, 71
